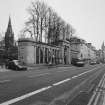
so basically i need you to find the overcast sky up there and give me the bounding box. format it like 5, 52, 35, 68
0, 0, 105, 49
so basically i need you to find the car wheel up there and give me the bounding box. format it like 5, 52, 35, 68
15, 67, 18, 70
6, 66, 8, 69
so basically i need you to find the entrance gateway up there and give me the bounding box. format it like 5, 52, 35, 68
18, 38, 71, 66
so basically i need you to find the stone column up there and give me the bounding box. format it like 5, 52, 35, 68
54, 49, 56, 64
57, 50, 59, 64
43, 47, 45, 63
47, 47, 49, 63
50, 48, 52, 64
34, 46, 36, 64
61, 46, 64, 64
67, 47, 69, 64
39, 46, 40, 64
69, 47, 71, 64
58, 50, 60, 64
68, 47, 70, 64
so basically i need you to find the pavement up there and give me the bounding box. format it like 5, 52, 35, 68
0, 63, 98, 73
0, 64, 73, 72
0, 66, 9, 72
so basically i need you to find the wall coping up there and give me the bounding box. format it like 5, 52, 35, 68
18, 38, 61, 48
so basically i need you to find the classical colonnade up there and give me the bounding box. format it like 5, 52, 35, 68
18, 38, 71, 66
35, 45, 61, 64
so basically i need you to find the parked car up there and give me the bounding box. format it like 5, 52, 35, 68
76, 60, 85, 67
89, 61, 96, 65
71, 58, 85, 67
96, 60, 100, 64
6, 60, 27, 70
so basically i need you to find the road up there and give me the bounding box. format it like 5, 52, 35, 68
0, 64, 105, 105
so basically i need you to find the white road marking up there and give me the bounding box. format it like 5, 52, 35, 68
0, 86, 52, 105
76, 67, 100, 77
71, 75, 78, 79
53, 78, 71, 86
0, 80, 11, 84
53, 67, 100, 86
0, 66, 101, 105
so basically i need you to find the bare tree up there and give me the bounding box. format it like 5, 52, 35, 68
0, 32, 4, 41
25, 1, 48, 42
47, 9, 63, 44
65, 24, 71, 40
70, 25, 76, 36
47, 8, 54, 43
23, 0, 76, 44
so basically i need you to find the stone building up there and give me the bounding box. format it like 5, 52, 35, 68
100, 42, 105, 62
18, 38, 71, 66
70, 36, 87, 60
86, 43, 97, 61
5, 17, 14, 50
70, 36, 97, 63
3, 17, 18, 60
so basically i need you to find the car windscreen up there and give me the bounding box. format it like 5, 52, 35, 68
13, 60, 19, 65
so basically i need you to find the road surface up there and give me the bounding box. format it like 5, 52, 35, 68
0, 64, 105, 105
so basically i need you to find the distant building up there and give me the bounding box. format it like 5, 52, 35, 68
0, 39, 5, 48
86, 43, 97, 61
96, 49, 102, 62
4, 17, 14, 50
101, 42, 105, 62
70, 36, 97, 63
1, 17, 18, 60
70, 36, 88, 61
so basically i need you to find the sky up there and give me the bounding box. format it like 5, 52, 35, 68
0, 0, 105, 49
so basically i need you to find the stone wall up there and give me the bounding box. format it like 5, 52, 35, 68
18, 38, 71, 66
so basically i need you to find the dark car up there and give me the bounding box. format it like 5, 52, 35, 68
6, 60, 27, 70
89, 61, 96, 65
96, 60, 100, 64
71, 58, 85, 67
76, 60, 85, 67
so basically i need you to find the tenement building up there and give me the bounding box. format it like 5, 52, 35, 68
70, 36, 97, 63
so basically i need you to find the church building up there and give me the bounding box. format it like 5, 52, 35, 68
5, 17, 14, 50
3, 17, 18, 60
